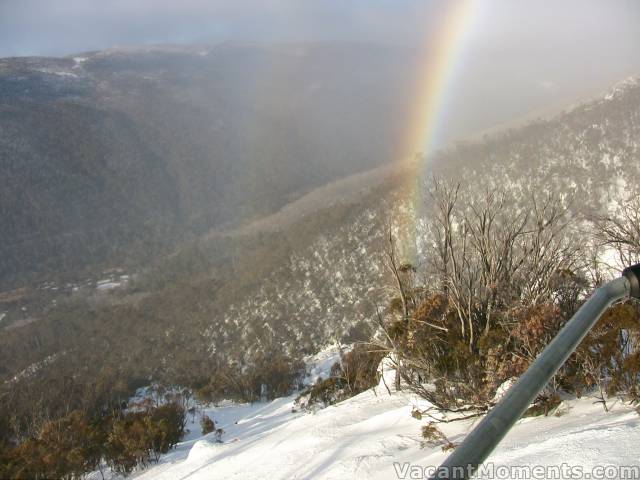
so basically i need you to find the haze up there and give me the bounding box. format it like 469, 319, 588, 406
2, 0, 639, 147
1, 1, 638, 59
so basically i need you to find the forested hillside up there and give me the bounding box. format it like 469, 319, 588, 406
1, 74, 639, 478
0, 44, 415, 286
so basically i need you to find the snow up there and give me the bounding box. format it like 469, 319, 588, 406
96, 281, 121, 291
35, 68, 78, 78
492, 378, 516, 402
604, 77, 639, 101
0, 312, 6, 324
96, 275, 129, 291
101, 382, 640, 480
600, 245, 622, 273
393, 397, 640, 480
9, 353, 62, 384
302, 344, 348, 386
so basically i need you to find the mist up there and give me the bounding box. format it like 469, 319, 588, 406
1, 1, 638, 58
2, 1, 639, 144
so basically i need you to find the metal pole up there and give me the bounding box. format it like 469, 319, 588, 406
430, 264, 640, 480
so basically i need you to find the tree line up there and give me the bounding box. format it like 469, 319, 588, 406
0, 398, 185, 479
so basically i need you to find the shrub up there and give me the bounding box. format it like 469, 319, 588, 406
485, 304, 564, 395
0, 411, 106, 480
1, 438, 47, 479
196, 352, 305, 403
333, 344, 384, 396
522, 394, 561, 418
420, 423, 455, 451
151, 402, 186, 451
568, 302, 640, 404
38, 410, 105, 479
201, 414, 215, 435
304, 377, 345, 408
298, 344, 384, 410
105, 402, 185, 476
393, 294, 491, 408
105, 413, 151, 475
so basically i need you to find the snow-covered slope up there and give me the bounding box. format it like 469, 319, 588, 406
116, 382, 638, 480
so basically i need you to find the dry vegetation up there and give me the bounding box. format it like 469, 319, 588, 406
1, 78, 639, 477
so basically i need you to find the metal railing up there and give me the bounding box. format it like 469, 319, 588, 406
430, 264, 640, 480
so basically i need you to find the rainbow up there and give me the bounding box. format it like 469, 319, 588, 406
398, 0, 480, 262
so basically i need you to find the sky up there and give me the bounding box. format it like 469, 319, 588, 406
1, 0, 639, 146
0, 0, 638, 60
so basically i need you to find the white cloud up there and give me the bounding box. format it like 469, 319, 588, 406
539, 80, 556, 90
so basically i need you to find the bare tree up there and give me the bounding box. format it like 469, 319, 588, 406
593, 194, 640, 268
383, 230, 416, 390
425, 178, 582, 350
375, 177, 585, 409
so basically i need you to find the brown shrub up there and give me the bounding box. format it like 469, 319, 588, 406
201, 414, 215, 435
105, 402, 185, 475
0, 410, 105, 480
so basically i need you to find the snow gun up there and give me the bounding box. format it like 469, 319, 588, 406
430, 264, 640, 480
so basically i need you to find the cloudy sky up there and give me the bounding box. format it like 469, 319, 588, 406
0, 0, 638, 60
0, 0, 430, 56
1, 0, 638, 141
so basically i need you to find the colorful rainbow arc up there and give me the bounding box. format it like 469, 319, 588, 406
399, 0, 479, 262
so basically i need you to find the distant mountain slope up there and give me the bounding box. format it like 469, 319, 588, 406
196, 76, 640, 367
1, 74, 639, 423
0, 44, 417, 286
2, 44, 635, 288
434, 76, 640, 213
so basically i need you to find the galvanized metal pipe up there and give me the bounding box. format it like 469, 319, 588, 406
430, 264, 640, 480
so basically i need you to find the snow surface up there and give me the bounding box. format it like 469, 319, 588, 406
35, 68, 78, 78
104, 381, 640, 480
96, 281, 121, 291
95, 275, 129, 291
302, 344, 348, 386
88, 350, 639, 479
